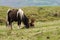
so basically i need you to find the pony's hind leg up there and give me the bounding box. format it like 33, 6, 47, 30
8, 21, 12, 30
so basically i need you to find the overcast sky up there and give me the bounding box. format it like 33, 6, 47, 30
0, 0, 60, 7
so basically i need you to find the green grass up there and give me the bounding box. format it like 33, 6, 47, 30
22, 6, 60, 21
0, 6, 60, 40
1, 6, 60, 25
0, 20, 60, 40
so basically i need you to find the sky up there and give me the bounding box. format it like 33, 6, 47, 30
0, 0, 60, 8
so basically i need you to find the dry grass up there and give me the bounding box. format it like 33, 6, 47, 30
0, 20, 60, 40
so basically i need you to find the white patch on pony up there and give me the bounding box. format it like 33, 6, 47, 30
7, 8, 11, 13
6, 9, 11, 26
17, 9, 24, 20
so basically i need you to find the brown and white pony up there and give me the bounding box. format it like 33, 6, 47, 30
6, 9, 35, 29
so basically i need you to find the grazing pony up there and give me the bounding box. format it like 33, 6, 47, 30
6, 9, 35, 29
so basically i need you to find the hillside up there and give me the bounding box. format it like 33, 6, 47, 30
0, 6, 60, 40
22, 6, 60, 21
0, 6, 60, 24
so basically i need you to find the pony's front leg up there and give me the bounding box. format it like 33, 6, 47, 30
18, 21, 21, 29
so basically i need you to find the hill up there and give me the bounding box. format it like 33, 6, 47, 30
22, 6, 60, 21
0, 6, 60, 40
0, 6, 60, 24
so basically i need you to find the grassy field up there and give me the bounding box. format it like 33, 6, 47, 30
0, 6, 60, 24
0, 6, 60, 40
0, 20, 60, 40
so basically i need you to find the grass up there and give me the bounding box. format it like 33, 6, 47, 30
0, 6, 60, 40
0, 6, 60, 24
0, 20, 60, 40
